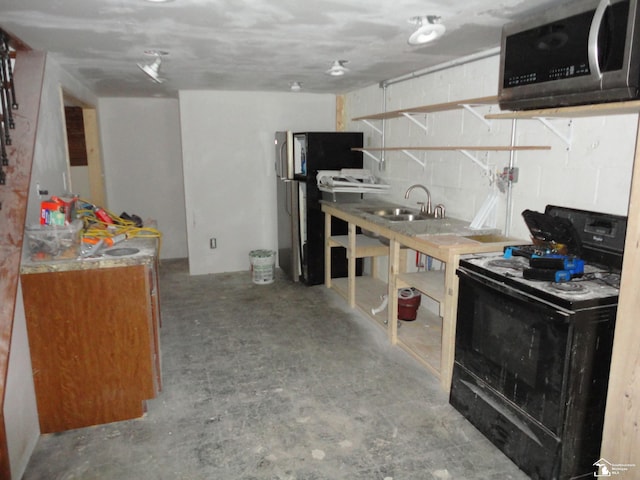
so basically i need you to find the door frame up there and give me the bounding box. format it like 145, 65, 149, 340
61, 89, 106, 206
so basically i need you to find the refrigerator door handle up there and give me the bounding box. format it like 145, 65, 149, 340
276, 140, 286, 178
284, 180, 292, 216
285, 131, 293, 179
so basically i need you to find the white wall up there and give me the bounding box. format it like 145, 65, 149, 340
70, 165, 91, 200
98, 98, 188, 260
25, 58, 98, 224
5, 283, 39, 480
10, 54, 99, 480
344, 55, 636, 241
179, 90, 336, 275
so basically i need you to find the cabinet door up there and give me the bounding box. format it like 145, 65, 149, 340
21, 265, 156, 433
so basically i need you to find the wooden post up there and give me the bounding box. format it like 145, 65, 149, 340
600, 117, 640, 467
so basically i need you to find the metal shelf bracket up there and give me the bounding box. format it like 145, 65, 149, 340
535, 117, 573, 149
459, 149, 491, 174
462, 104, 493, 130
361, 149, 382, 164
401, 112, 428, 133
401, 149, 426, 168
360, 119, 383, 135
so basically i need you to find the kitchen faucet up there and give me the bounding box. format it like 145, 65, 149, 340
404, 184, 432, 215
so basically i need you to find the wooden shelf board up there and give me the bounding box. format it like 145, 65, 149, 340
329, 234, 389, 258
331, 276, 389, 331
486, 99, 640, 119
352, 95, 498, 121
397, 308, 442, 376
397, 270, 446, 304
352, 145, 550, 152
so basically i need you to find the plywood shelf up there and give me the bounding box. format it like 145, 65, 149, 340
328, 234, 388, 258
397, 270, 446, 304
331, 276, 389, 331
352, 95, 498, 121
485, 99, 640, 119
352, 146, 551, 152
397, 308, 443, 378
331, 273, 443, 377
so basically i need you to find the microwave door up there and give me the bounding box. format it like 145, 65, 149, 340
592, 0, 640, 88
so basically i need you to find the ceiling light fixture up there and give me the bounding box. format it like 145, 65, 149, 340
408, 15, 445, 45
290, 81, 302, 92
137, 50, 167, 83
326, 60, 349, 77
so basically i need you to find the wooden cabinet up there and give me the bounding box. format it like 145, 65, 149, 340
21, 262, 161, 433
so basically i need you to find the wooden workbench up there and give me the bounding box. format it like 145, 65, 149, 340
322, 201, 524, 392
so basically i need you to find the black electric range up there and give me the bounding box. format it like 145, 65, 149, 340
451, 205, 627, 480
460, 252, 620, 310
459, 204, 626, 310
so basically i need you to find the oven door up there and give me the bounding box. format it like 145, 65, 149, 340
453, 267, 572, 434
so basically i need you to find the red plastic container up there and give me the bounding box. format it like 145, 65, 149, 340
398, 288, 421, 321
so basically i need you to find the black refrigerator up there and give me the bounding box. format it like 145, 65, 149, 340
275, 131, 363, 285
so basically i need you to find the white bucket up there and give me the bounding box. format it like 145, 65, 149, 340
249, 249, 276, 284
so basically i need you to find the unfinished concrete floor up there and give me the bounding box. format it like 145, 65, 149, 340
23, 258, 528, 480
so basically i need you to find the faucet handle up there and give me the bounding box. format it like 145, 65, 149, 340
416, 202, 427, 214
434, 204, 446, 219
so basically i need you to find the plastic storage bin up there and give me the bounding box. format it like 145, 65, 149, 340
25, 219, 83, 261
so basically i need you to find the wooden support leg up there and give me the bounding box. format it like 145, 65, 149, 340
388, 239, 401, 344
324, 212, 332, 288
348, 223, 356, 307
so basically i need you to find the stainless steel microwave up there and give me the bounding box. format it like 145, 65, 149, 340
498, 0, 640, 110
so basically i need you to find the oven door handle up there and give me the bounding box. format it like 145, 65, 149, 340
461, 379, 545, 447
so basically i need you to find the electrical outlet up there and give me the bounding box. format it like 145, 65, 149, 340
503, 167, 519, 183
36, 183, 49, 198
209, 238, 217, 249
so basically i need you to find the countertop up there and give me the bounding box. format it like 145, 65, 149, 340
320, 199, 502, 238
21, 236, 159, 274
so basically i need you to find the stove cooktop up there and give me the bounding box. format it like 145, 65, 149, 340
459, 252, 620, 310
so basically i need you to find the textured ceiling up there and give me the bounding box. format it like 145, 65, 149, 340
0, 0, 558, 98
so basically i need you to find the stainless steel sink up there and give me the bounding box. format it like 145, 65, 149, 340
358, 206, 433, 222
363, 207, 416, 216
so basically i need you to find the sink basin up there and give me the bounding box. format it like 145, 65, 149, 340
362, 207, 417, 216
358, 206, 433, 222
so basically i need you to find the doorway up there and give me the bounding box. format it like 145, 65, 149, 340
61, 91, 106, 206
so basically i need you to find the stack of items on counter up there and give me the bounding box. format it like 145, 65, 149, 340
316, 169, 390, 194
504, 208, 585, 282
25, 196, 83, 261
24, 196, 161, 261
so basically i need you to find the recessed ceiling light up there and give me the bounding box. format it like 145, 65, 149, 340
326, 60, 349, 77
290, 82, 302, 92
408, 15, 445, 45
